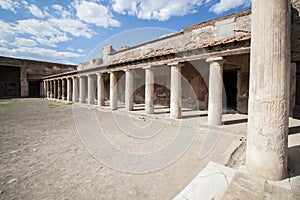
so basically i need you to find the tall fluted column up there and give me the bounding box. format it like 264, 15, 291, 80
61, 79, 66, 100
169, 63, 183, 119
110, 72, 117, 110
67, 78, 72, 102
97, 73, 105, 106
246, 0, 291, 181
144, 66, 154, 114
57, 79, 62, 99
125, 69, 134, 111
72, 77, 79, 102
206, 57, 225, 126
50, 80, 54, 98
79, 76, 86, 103
54, 80, 58, 99
88, 74, 95, 105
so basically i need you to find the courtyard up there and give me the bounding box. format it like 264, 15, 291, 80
0, 99, 299, 199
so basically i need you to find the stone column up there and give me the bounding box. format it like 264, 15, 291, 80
61, 79, 66, 100
169, 63, 183, 119
246, 0, 290, 181
97, 73, 105, 106
50, 80, 54, 98
58, 79, 62, 99
88, 74, 95, 105
206, 57, 225, 126
110, 72, 117, 110
43, 81, 47, 97
67, 78, 72, 102
54, 80, 57, 99
79, 76, 86, 103
72, 77, 79, 102
40, 81, 44, 97
125, 69, 134, 111
144, 66, 154, 114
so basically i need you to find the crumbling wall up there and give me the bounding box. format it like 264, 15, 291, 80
100, 10, 251, 66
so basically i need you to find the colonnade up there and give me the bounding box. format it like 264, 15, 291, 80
41, 59, 225, 123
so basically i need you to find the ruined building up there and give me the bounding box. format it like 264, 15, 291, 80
0, 1, 298, 182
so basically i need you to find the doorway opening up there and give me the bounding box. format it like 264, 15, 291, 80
223, 71, 237, 110
29, 80, 40, 97
0, 66, 20, 98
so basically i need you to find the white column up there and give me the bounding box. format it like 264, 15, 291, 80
206, 57, 225, 126
62, 79, 66, 100
88, 74, 95, 105
246, 0, 290, 181
72, 77, 79, 102
97, 73, 105, 106
50, 80, 54, 98
144, 66, 154, 114
58, 79, 62, 99
67, 78, 72, 102
43, 81, 47, 97
79, 76, 86, 103
110, 72, 117, 110
125, 69, 134, 111
169, 63, 183, 119
40, 81, 44, 97
54, 80, 57, 99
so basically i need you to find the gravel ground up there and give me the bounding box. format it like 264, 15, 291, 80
0, 98, 241, 199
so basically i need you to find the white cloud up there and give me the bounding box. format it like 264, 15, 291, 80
209, 0, 251, 14
28, 4, 46, 18
52, 4, 63, 11
0, 0, 19, 13
49, 18, 95, 39
74, 0, 120, 28
0, 20, 16, 45
15, 19, 67, 47
12, 38, 37, 47
111, 0, 203, 21
77, 48, 84, 53
0, 46, 82, 64
52, 4, 71, 18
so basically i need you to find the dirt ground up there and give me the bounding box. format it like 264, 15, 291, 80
0, 98, 242, 199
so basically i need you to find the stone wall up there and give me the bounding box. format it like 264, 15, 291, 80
0, 56, 76, 97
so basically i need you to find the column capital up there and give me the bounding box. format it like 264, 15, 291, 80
167, 62, 184, 67
142, 65, 152, 70
206, 57, 225, 64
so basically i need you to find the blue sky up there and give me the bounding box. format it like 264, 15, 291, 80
0, 0, 251, 65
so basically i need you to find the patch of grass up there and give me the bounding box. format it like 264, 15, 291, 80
0, 107, 8, 112
48, 101, 72, 108
0, 99, 18, 105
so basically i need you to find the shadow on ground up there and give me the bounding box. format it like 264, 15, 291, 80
288, 145, 300, 178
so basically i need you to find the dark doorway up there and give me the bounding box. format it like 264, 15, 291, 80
29, 80, 40, 97
223, 71, 237, 110
0, 66, 20, 98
